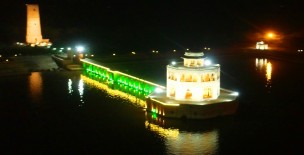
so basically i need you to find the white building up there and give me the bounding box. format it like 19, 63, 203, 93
166, 51, 220, 101
256, 41, 268, 50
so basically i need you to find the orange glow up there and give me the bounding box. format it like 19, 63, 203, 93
29, 72, 42, 103
267, 33, 274, 38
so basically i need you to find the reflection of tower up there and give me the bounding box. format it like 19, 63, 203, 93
29, 72, 43, 103
26, 4, 50, 46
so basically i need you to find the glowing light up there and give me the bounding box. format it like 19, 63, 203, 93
6, 59, 9, 62
173, 50, 176, 52
266, 62, 272, 81
113, 53, 116, 56
150, 98, 180, 106
186, 48, 189, 51
230, 92, 239, 96
154, 87, 164, 93
204, 59, 212, 66
267, 33, 274, 38
14, 54, 17, 56
29, 72, 42, 103
76, 46, 85, 53
256, 41, 268, 50
68, 79, 73, 94
52, 48, 57, 50
81, 75, 147, 108
131, 51, 136, 54
0, 55, 2, 57
67, 47, 72, 50
171, 61, 176, 65
91, 54, 94, 57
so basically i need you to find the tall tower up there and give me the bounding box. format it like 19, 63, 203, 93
26, 4, 50, 46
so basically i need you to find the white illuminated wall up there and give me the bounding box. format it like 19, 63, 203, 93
166, 65, 220, 101
256, 41, 268, 50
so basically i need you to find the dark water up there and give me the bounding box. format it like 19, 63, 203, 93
1, 53, 304, 154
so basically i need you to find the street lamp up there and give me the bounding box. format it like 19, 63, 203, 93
75, 45, 85, 59
76, 46, 85, 53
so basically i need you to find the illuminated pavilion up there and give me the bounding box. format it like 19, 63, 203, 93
167, 51, 220, 101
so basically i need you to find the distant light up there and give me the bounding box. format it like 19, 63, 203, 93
67, 47, 72, 50
52, 48, 57, 50
14, 54, 17, 56
231, 92, 239, 96
204, 59, 212, 66
131, 51, 136, 54
208, 48, 211, 50
60, 47, 64, 50
73, 55, 76, 57
156, 51, 158, 53
113, 53, 116, 56
85, 54, 88, 56
0, 55, 2, 57
91, 54, 94, 57
154, 87, 164, 93
171, 61, 176, 65
59, 50, 62, 52
173, 50, 176, 52
76, 46, 85, 53
267, 33, 274, 38
6, 59, 9, 62
152, 50, 155, 53
16, 42, 20, 45
186, 48, 189, 51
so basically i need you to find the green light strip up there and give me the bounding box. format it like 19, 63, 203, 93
81, 59, 166, 96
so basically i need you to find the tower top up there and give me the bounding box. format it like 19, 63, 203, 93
183, 51, 205, 59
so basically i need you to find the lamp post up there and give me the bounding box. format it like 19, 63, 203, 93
76, 46, 85, 59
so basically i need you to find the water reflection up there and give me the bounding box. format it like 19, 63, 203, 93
68, 79, 73, 94
145, 113, 219, 155
68, 77, 86, 106
29, 72, 42, 103
81, 73, 220, 154
81, 74, 146, 108
78, 79, 84, 105
255, 58, 273, 92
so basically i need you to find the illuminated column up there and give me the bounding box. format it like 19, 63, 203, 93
26, 4, 43, 44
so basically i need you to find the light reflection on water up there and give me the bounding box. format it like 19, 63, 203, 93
29, 72, 43, 103
255, 58, 273, 92
145, 116, 219, 155
81, 73, 219, 155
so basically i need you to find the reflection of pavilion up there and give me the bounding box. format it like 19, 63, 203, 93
145, 112, 219, 154
255, 58, 272, 91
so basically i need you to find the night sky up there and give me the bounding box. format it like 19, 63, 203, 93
1, 0, 304, 53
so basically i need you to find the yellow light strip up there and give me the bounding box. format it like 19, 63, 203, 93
150, 98, 180, 106
81, 75, 147, 108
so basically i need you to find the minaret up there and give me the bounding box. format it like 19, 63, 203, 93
26, 4, 43, 44
26, 4, 50, 46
